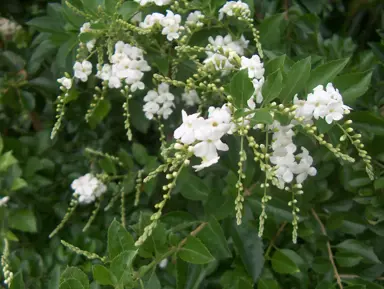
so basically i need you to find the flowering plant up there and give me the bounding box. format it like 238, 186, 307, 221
1, 0, 384, 288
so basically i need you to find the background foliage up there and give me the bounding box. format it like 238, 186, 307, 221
0, 0, 384, 288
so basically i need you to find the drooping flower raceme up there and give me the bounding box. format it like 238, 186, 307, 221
174, 105, 233, 171
73, 60, 93, 82
218, 0, 251, 20
143, 83, 175, 119
96, 41, 150, 90
269, 121, 316, 188
71, 174, 107, 204
182, 89, 201, 106
297, 83, 351, 124
140, 10, 182, 41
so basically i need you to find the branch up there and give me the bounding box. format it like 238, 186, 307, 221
311, 209, 343, 289
340, 274, 384, 281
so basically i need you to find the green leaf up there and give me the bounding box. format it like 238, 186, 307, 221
259, 14, 285, 49
333, 71, 372, 106
0, 51, 25, 71
88, 99, 111, 128
92, 265, 116, 286
132, 142, 149, 165
61, 267, 89, 289
271, 250, 300, 274
349, 111, 384, 136
79, 32, 96, 43
27, 16, 65, 33
108, 219, 135, 259
306, 58, 350, 90
143, 272, 161, 289
0, 151, 18, 172
278, 56, 311, 103
251, 108, 274, 125
335, 252, 363, 267
110, 250, 137, 285
82, 0, 104, 14
265, 55, 286, 75
11, 178, 27, 191
374, 178, 384, 190
177, 169, 209, 201
10, 272, 25, 289
335, 240, 380, 264
230, 221, 264, 282
9, 209, 37, 233
262, 70, 283, 104
105, 0, 119, 14
118, 1, 139, 20
225, 69, 254, 109
0, 136, 3, 154
198, 216, 231, 259
99, 158, 117, 175
28, 40, 56, 74
257, 278, 279, 289
179, 236, 215, 264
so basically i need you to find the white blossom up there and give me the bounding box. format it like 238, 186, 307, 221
218, 0, 251, 20
86, 39, 96, 52
241, 55, 264, 79
57, 77, 72, 90
186, 11, 204, 27
292, 147, 317, 183
0, 18, 21, 38
139, 13, 164, 29
159, 258, 169, 268
182, 89, 201, 106
143, 83, 175, 119
80, 22, 92, 33
71, 174, 107, 204
160, 10, 182, 41
0, 196, 10, 207
174, 111, 204, 144
73, 60, 92, 82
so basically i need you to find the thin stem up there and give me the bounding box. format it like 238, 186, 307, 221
121, 187, 126, 229
311, 208, 344, 289
264, 222, 287, 259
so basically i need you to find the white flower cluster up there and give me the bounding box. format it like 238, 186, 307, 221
182, 89, 201, 106
143, 83, 175, 119
269, 121, 316, 188
71, 173, 107, 204
241, 55, 265, 104
0, 196, 10, 207
204, 34, 249, 72
135, 0, 171, 6
294, 83, 351, 124
74, 60, 93, 82
96, 41, 150, 90
57, 77, 72, 90
0, 18, 21, 38
218, 0, 251, 20
174, 105, 233, 171
140, 11, 182, 41
79, 22, 96, 52
186, 11, 204, 27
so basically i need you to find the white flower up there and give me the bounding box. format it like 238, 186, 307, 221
108, 76, 122, 89
159, 258, 168, 269
241, 55, 264, 79
143, 83, 175, 119
57, 77, 72, 90
71, 174, 107, 204
218, 0, 251, 20
80, 22, 92, 33
86, 39, 96, 52
252, 77, 264, 103
174, 111, 204, 144
192, 156, 220, 171
96, 64, 112, 81
0, 18, 21, 38
0, 196, 10, 207
160, 10, 182, 41
292, 147, 317, 183
182, 89, 201, 106
186, 11, 204, 26
208, 34, 248, 56
140, 13, 164, 29
73, 60, 92, 82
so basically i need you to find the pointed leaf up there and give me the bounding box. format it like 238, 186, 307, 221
335, 240, 380, 264
271, 250, 300, 274
93, 265, 116, 285
225, 69, 254, 109
262, 70, 283, 104
108, 219, 135, 259
179, 236, 215, 264
60, 267, 89, 289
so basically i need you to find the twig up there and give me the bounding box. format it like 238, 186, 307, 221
311, 209, 343, 289
264, 222, 287, 258
177, 222, 208, 249
340, 274, 384, 281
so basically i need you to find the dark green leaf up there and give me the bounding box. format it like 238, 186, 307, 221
306, 58, 350, 90
265, 55, 286, 75
262, 70, 283, 104
9, 209, 37, 233
61, 267, 89, 289
278, 56, 311, 103
225, 69, 254, 109
335, 239, 380, 264
271, 250, 300, 274
110, 250, 137, 285
177, 169, 209, 201
257, 278, 279, 289
88, 99, 111, 128
0, 151, 18, 172
230, 221, 264, 282
259, 14, 285, 49
99, 158, 117, 175
92, 265, 116, 285
118, 1, 140, 21
251, 108, 274, 125
132, 142, 148, 165
108, 219, 135, 259
335, 252, 363, 267
198, 216, 231, 259
179, 236, 215, 264
10, 272, 25, 289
